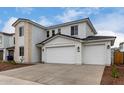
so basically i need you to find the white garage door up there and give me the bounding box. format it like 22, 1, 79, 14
46, 46, 75, 64
83, 44, 105, 65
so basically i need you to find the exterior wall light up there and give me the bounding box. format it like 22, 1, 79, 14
77, 46, 80, 52
107, 45, 110, 49
42, 48, 44, 52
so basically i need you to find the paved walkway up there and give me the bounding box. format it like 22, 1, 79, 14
0, 64, 105, 85
0, 75, 40, 85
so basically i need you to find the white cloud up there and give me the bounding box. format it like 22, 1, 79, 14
94, 13, 124, 33
38, 16, 53, 26
16, 7, 33, 15
97, 30, 124, 47
2, 17, 17, 33
94, 12, 124, 47
56, 8, 101, 22
56, 8, 124, 47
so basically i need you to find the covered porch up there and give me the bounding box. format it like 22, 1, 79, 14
6, 46, 15, 61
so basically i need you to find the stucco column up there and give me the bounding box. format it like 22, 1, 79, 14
3, 49, 7, 61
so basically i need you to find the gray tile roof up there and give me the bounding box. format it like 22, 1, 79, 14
0, 32, 15, 36
83, 36, 116, 40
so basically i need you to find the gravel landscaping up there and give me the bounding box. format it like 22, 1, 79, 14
101, 65, 124, 85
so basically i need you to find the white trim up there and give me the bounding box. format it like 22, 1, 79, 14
83, 42, 106, 46
85, 38, 115, 42
46, 44, 75, 48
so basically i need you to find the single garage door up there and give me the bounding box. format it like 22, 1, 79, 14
46, 46, 75, 64
83, 44, 105, 65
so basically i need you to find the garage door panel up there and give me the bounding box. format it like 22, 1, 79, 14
46, 46, 75, 64
84, 44, 105, 65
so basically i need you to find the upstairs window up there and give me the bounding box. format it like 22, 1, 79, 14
47, 31, 49, 38
52, 30, 55, 36
58, 28, 61, 34
19, 26, 24, 37
71, 25, 78, 36
19, 47, 24, 56
0, 36, 2, 44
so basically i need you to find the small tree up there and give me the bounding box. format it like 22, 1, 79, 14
111, 65, 119, 78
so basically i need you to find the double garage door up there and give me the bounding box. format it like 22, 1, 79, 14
46, 46, 75, 64
45, 44, 106, 65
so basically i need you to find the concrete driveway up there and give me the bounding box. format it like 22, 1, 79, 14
0, 64, 105, 85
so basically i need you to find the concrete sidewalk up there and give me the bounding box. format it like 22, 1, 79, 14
0, 75, 40, 85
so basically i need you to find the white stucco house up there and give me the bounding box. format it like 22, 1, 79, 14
1, 18, 116, 65
0, 32, 15, 61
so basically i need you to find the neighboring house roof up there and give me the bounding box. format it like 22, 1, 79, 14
12, 18, 46, 29
36, 33, 116, 46
12, 18, 97, 34
0, 32, 15, 36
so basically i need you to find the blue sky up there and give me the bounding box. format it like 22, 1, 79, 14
1, 7, 124, 47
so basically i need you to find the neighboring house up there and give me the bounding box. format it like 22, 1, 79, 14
0, 32, 15, 61
11, 18, 116, 65
119, 42, 124, 52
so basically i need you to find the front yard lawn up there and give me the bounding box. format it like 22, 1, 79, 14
101, 65, 124, 85
0, 62, 33, 72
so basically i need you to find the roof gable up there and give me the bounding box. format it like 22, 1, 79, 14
12, 18, 46, 29
37, 33, 83, 45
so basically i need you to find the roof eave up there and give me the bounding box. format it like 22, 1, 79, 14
86, 18, 97, 34
84, 37, 116, 46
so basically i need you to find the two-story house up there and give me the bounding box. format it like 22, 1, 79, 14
12, 18, 116, 65
0, 32, 15, 61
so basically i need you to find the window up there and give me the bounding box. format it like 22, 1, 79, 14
52, 30, 55, 36
71, 25, 78, 35
19, 47, 24, 56
0, 36, 2, 44
58, 28, 61, 34
13, 37, 15, 44
47, 31, 49, 37
19, 27, 24, 37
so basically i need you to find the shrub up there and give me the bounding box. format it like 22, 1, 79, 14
2, 60, 17, 65
111, 65, 119, 78
9, 61, 17, 65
